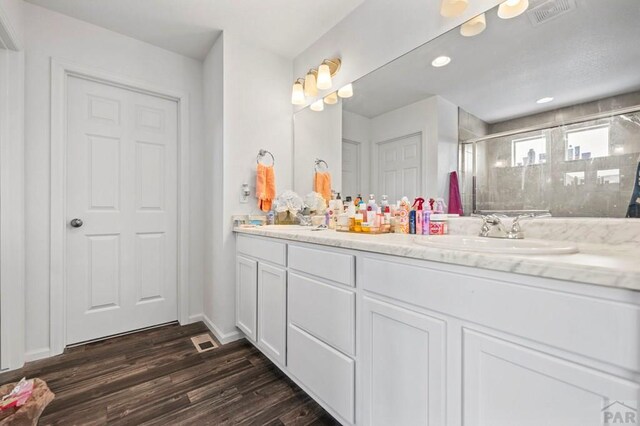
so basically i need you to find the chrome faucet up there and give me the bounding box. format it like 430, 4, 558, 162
476, 213, 551, 239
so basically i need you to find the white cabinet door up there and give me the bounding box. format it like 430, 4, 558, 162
463, 329, 640, 426
236, 256, 258, 342
257, 263, 287, 365
360, 296, 446, 426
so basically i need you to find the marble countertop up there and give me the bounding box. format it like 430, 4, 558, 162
234, 225, 640, 292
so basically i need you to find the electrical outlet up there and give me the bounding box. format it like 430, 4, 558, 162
240, 183, 250, 203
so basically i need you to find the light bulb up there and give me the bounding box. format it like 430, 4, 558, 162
338, 84, 353, 98
536, 97, 554, 104
310, 99, 324, 112
440, 0, 468, 18
304, 70, 318, 97
460, 13, 486, 37
324, 92, 338, 105
317, 63, 332, 90
431, 56, 452, 67
498, 0, 529, 19
291, 79, 305, 105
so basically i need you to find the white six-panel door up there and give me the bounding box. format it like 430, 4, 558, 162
65, 76, 178, 345
377, 133, 421, 202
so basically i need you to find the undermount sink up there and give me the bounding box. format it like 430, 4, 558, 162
414, 235, 579, 255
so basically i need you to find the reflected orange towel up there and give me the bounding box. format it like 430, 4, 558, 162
256, 163, 276, 212
314, 172, 332, 202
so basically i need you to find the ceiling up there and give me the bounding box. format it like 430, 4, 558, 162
343, 0, 640, 123
25, 0, 365, 60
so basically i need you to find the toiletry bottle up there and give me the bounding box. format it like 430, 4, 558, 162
354, 213, 363, 233
359, 201, 367, 223
527, 148, 536, 166
435, 198, 447, 214
383, 205, 391, 232
376, 207, 383, 232
347, 203, 356, 232
398, 197, 410, 234
409, 210, 416, 234
413, 197, 425, 235
423, 208, 431, 235
367, 194, 378, 213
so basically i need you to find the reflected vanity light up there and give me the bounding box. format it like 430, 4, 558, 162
324, 92, 338, 104
304, 70, 318, 97
338, 83, 353, 98
536, 97, 554, 104
440, 0, 468, 18
291, 78, 305, 105
310, 99, 324, 112
498, 0, 529, 19
432, 56, 452, 67
460, 13, 487, 37
614, 146, 624, 154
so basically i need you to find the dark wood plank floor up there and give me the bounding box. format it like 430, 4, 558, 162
0, 322, 339, 425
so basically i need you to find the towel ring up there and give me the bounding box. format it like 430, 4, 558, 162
313, 158, 329, 172
314, 158, 328, 172
257, 149, 275, 166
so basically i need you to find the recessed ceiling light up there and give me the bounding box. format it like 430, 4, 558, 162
432, 56, 451, 67
536, 97, 554, 104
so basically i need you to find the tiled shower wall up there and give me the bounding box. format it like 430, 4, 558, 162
460, 92, 640, 217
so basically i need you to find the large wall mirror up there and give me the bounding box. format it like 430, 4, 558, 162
293, 0, 640, 217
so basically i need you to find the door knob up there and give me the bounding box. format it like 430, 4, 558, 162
70, 218, 83, 228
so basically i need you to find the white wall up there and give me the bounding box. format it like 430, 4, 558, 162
293, 0, 502, 110
342, 110, 371, 196
203, 34, 224, 340
369, 96, 458, 201
22, 2, 205, 359
203, 32, 293, 341
0, 0, 25, 370
293, 103, 342, 195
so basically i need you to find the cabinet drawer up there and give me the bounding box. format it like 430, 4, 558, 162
237, 234, 286, 266
288, 245, 354, 287
289, 272, 355, 356
288, 324, 355, 424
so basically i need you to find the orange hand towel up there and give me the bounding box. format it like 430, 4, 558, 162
314, 171, 332, 202
256, 163, 276, 212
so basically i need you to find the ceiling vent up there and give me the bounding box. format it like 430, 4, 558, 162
527, 0, 577, 26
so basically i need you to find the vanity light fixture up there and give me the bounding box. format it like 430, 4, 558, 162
338, 83, 353, 98
316, 58, 341, 90
440, 0, 468, 18
498, 0, 529, 19
324, 92, 338, 105
291, 78, 306, 105
310, 99, 324, 112
460, 13, 487, 37
304, 69, 318, 97
431, 56, 452, 67
536, 96, 554, 104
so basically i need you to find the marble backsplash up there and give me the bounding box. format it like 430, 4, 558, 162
448, 217, 640, 246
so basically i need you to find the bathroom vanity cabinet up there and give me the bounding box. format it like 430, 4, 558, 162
235, 232, 640, 426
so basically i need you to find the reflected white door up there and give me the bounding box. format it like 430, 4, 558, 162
65, 76, 178, 345
342, 140, 361, 198
378, 133, 421, 202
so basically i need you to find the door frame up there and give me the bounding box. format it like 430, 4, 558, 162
0, 5, 25, 371
50, 58, 191, 356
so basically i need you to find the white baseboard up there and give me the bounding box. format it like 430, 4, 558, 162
24, 347, 51, 363
200, 314, 244, 345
